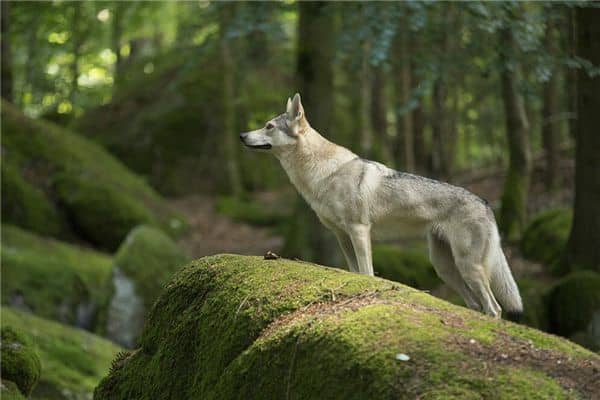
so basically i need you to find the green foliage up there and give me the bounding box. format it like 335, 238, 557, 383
114, 225, 187, 309
1, 224, 113, 326
372, 244, 440, 290
1, 326, 41, 397
95, 254, 595, 399
516, 278, 551, 331
547, 271, 600, 340
521, 208, 572, 271
1, 307, 123, 399
0, 162, 66, 238
1, 100, 186, 250
216, 196, 288, 227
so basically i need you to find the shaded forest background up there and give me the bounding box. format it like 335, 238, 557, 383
1, 1, 599, 399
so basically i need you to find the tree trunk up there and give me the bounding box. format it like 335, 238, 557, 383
564, 6, 600, 272
411, 31, 427, 175
284, 2, 337, 265
69, 3, 85, 104
112, 2, 125, 85
1, 0, 13, 102
566, 6, 577, 140
359, 40, 373, 158
219, 4, 243, 197
542, 14, 561, 190
498, 27, 532, 241
370, 64, 391, 164
392, 20, 414, 172
431, 77, 447, 179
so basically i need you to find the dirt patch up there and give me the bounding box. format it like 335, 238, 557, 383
450, 330, 600, 399
171, 195, 283, 258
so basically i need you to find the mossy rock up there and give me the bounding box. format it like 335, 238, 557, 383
1, 100, 186, 250
95, 254, 599, 400
515, 278, 551, 332
372, 244, 440, 290
1, 225, 113, 328
1, 162, 66, 238
1, 307, 123, 400
216, 196, 288, 227
521, 208, 571, 270
1, 326, 41, 396
107, 225, 188, 347
547, 270, 600, 341
0, 380, 27, 400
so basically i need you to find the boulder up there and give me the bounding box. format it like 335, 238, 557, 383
521, 208, 571, 271
547, 270, 600, 350
2, 307, 122, 400
1, 225, 113, 329
95, 254, 599, 399
106, 225, 187, 347
372, 244, 440, 290
1, 100, 185, 250
1, 326, 41, 397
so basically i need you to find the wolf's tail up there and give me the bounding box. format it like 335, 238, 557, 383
489, 238, 523, 314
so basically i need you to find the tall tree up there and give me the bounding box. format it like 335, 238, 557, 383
1, 0, 13, 101
392, 17, 415, 171
219, 3, 243, 197
541, 11, 561, 190
498, 24, 532, 241
564, 6, 600, 272
370, 64, 391, 164
284, 2, 337, 264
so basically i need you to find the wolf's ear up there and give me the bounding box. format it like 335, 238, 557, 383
287, 93, 304, 121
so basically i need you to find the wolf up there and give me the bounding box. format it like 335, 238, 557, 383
240, 93, 522, 318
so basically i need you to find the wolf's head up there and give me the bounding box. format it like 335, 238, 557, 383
240, 93, 308, 152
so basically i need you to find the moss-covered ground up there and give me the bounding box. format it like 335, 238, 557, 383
1, 100, 186, 250
1, 225, 113, 326
95, 254, 599, 399
2, 307, 123, 400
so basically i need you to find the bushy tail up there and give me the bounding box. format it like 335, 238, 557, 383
489, 243, 523, 314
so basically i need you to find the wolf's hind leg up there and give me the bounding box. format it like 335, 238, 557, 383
427, 233, 481, 311
455, 261, 501, 318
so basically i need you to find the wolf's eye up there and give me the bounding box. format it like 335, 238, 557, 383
266, 123, 274, 130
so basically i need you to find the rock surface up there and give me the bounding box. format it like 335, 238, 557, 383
95, 254, 600, 400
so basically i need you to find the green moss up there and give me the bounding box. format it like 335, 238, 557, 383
114, 225, 188, 310
1, 225, 113, 326
0, 380, 27, 400
95, 254, 597, 399
372, 244, 440, 290
2, 307, 123, 399
547, 270, 600, 338
516, 278, 551, 331
216, 196, 288, 227
1, 162, 66, 238
1, 100, 186, 250
521, 208, 572, 270
499, 169, 529, 241
1, 326, 41, 396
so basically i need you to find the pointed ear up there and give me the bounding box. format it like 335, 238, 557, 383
287, 93, 304, 121
286, 97, 292, 114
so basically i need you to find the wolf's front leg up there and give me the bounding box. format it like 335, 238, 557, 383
348, 224, 374, 276
333, 230, 359, 273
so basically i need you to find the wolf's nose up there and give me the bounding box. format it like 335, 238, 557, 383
239, 133, 246, 142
